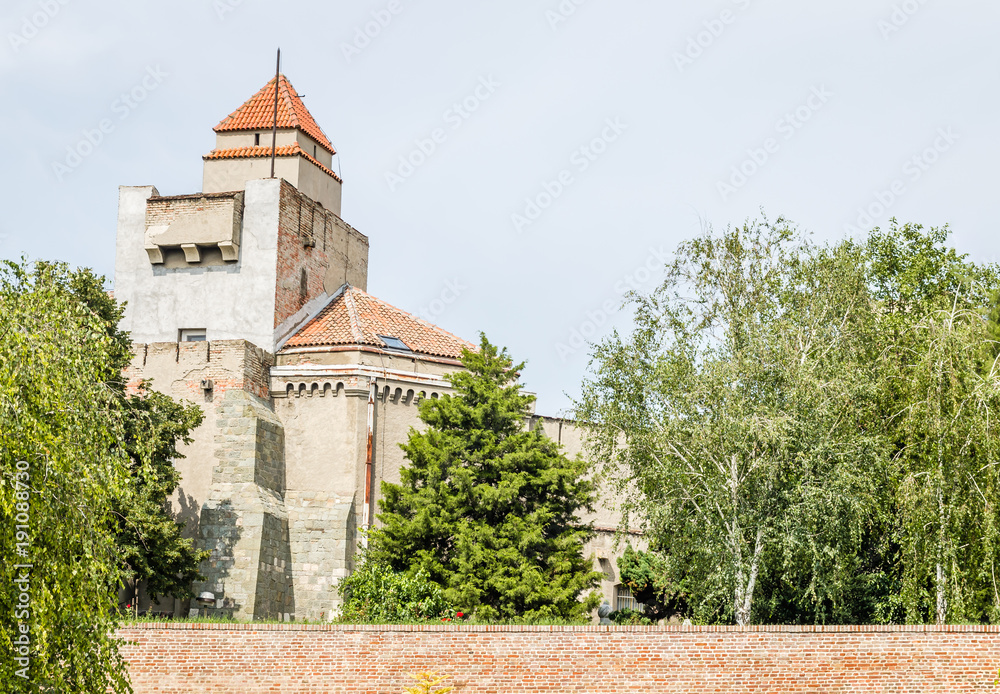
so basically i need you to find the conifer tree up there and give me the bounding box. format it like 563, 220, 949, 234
371, 336, 601, 621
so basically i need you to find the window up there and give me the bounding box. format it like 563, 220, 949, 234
179, 329, 207, 342
313, 145, 317, 158
378, 335, 410, 352
615, 585, 645, 613
254, 133, 261, 146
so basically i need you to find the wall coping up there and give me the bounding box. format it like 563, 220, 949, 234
117, 622, 1000, 634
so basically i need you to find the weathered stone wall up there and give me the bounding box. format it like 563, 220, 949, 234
286, 491, 355, 621
195, 388, 292, 621
119, 623, 1000, 693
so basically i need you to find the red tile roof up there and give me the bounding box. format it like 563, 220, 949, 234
283, 286, 476, 360
214, 74, 336, 155
203, 143, 343, 183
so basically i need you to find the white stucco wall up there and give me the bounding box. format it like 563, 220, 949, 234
114, 179, 283, 350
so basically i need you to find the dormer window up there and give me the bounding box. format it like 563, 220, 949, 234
378, 335, 410, 352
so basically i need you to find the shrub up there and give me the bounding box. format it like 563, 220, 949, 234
338, 553, 452, 623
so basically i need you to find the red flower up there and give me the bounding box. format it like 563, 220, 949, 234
456, 612, 464, 618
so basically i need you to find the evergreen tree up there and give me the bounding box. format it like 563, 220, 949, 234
372, 336, 601, 621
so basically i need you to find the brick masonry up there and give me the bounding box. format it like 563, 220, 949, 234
119, 623, 1000, 693
274, 180, 368, 328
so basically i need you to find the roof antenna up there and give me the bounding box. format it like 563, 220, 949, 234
270, 47, 280, 179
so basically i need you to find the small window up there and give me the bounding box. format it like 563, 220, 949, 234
378, 335, 410, 352
254, 133, 261, 146
179, 329, 207, 343
615, 585, 645, 613
313, 145, 317, 158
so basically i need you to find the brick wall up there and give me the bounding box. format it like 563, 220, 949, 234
119, 623, 1000, 693
125, 340, 273, 401
145, 191, 243, 231
274, 181, 369, 329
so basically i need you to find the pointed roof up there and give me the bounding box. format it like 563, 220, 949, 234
283, 286, 476, 360
214, 74, 336, 155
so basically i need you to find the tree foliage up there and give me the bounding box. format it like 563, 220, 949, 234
371, 335, 601, 621
581, 219, 1000, 625
615, 546, 680, 622
0, 260, 206, 692
1, 261, 133, 692
579, 219, 885, 625
864, 223, 1000, 624
118, 384, 206, 603
337, 546, 453, 623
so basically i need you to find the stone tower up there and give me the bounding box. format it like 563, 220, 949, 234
114, 75, 367, 352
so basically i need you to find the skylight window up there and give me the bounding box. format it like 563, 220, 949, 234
378, 335, 410, 351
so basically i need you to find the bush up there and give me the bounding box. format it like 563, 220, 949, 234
610, 608, 654, 626
338, 553, 452, 623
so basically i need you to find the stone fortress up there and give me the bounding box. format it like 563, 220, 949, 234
114, 74, 632, 621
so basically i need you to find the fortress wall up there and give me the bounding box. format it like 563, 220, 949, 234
119, 623, 1000, 694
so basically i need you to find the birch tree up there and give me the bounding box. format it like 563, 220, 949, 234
578, 220, 883, 625
865, 222, 1000, 624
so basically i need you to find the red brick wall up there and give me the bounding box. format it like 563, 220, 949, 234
145, 191, 243, 229
273, 180, 370, 329
118, 623, 1000, 693
274, 181, 336, 328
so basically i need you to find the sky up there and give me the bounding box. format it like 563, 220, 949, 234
2, 0, 998, 416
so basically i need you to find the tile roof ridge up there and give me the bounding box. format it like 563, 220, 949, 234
342, 286, 366, 344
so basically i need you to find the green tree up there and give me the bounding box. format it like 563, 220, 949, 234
117, 384, 206, 605
616, 546, 683, 622
1, 261, 133, 692
578, 219, 886, 625
63, 265, 207, 609
864, 222, 1000, 624
371, 336, 601, 621
337, 543, 453, 623
1, 260, 207, 692
986, 289, 1000, 360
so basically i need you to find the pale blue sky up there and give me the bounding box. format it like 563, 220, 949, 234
2, 0, 998, 415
